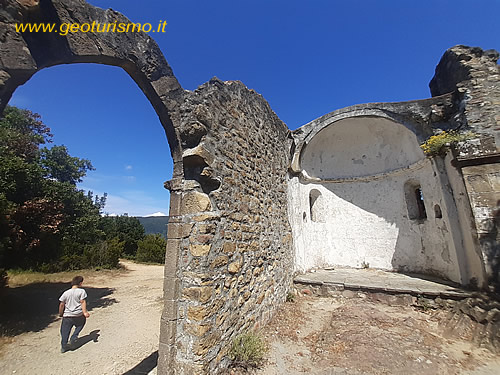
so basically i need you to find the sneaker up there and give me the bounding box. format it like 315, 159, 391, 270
61, 346, 67, 353
69, 338, 78, 348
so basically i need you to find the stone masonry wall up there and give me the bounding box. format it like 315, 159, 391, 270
430, 45, 500, 156
462, 164, 500, 289
165, 78, 294, 374
430, 46, 500, 290
1, 2, 294, 373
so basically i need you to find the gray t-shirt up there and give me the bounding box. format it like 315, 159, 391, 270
59, 287, 87, 317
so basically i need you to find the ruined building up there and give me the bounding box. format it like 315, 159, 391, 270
0, 0, 498, 373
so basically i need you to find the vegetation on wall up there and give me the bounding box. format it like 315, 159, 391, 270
420, 130, 477, 156
229, 332, 268, 369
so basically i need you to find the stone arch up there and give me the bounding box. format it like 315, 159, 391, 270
0, 0, 184, 163
0, 1, 185, 373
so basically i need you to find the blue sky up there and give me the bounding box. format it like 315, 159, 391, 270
9, 0, 499, 216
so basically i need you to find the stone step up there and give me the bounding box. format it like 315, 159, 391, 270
294, 268, 474, 301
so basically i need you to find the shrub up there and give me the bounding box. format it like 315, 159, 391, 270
83, 237, 123, 269
56, 254, 85, 271
420, 130, 476, 156
286, 291, 296, 302
136, 234, 166, 264
229, 332, 268, 369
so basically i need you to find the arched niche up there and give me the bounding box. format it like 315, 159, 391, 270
309, 189, 324, 223
300, 116, 425, 180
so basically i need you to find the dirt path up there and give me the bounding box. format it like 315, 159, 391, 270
256, 296, 500, 375
3, 265, 500, 375
0, 260, 164, 375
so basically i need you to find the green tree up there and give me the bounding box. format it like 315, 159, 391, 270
41, 145, 94, 185
136, 234, 166, 263
0, 106, 52, 161
99, 215, 145, 257
0, 106, 106, 271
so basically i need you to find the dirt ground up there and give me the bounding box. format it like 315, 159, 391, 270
255, 295, 500, 375
0, 260, 163, 375
2, 263, 500, 375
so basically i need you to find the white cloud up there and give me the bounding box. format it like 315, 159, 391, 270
125, 165, 133, 171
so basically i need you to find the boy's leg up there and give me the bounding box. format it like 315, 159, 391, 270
69, 315, 86, 344
60, 318, 73, 352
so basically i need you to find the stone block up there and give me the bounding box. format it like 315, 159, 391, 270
196, 234, 213, 244
159, 318, 177, 344
164, 277, 180, 301
210, 255, 229, 269
182, 143, 215, 165
190, 244, 211, 257
162, 299, 178, 321
167, 222, 183, 239
184, 322, 212, 337
157, 342, 176, 375
194, 331, 221, 356
168, 192, 182, 216
164, 239, 180, 276
182, 223, 195, 237
188, 306, 210, 321
228, 255, 243, 274
197, 223, 216, 234
222, 242, 236, 254
193, 213, 221, 222
181, 191, 212, 214
183, 286, 213, 303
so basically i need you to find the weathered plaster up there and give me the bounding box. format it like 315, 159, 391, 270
289, 116, 465, 282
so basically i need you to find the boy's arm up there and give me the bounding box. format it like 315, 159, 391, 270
81, 299, 90, 318
59, 302, 65, 317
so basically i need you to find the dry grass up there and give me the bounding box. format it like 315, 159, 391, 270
6, 263, 128, 287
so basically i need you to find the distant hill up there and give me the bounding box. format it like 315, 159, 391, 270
136, 216, 169, 238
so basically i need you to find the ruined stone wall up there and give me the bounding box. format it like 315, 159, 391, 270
430, 46, 500, 290
3, 2, 498, 370
165, 78, 293, 374
462, 164, 500, 288
430, 46, 500, 155
1, 2, 294, 373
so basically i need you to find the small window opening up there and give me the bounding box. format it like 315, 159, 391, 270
434, 204, 442, 219
404, 181, 427, 220
415, 188, 427, 220
309, 189, 324, 223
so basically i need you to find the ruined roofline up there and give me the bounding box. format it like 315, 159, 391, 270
292, 92, 457, 142
430, 45, 499, 97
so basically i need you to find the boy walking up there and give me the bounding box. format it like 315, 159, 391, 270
59, 275, 90, 353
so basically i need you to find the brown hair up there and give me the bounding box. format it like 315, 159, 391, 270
71, 276, 84, 286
